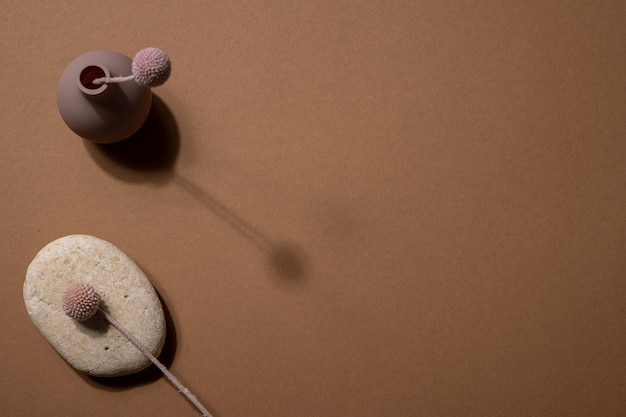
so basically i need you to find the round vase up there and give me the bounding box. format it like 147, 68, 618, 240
56, 50, 152, 144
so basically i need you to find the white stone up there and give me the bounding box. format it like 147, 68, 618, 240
23, 235, 166, 377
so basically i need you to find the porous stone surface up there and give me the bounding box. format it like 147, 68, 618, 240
23, 235, 166, 377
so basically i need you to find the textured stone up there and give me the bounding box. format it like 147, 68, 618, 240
23, 235, 166, 377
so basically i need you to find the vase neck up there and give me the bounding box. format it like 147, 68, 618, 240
77, 65, 110, 96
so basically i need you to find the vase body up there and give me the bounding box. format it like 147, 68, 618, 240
56, 50, 152, 144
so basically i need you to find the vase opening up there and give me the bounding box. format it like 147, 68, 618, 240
78, 65, 109, 95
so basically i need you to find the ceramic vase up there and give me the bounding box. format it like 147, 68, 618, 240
56, 50, 152, 144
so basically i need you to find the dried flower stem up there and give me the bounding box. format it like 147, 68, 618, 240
100, 309, 212, 417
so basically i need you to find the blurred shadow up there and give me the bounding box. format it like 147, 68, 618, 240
80, 290, 177, 390
270, 243, 307, 282
83, 95, 308, 282
84, 94, 179, 184
173, 175, 272, 253
173, 175, 309, 282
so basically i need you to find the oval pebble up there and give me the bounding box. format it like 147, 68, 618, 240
23, 234, 166, 377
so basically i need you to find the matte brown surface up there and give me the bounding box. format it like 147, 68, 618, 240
1, 2, 625, 416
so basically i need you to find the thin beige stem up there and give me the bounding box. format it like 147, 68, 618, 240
100, 309, 212, 417
92, 74, 135, 85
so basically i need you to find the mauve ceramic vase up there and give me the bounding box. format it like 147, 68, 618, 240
56, 50, 152, 144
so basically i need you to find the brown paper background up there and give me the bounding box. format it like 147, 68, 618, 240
1, 2, 625, 416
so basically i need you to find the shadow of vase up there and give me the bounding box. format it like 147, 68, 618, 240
83, 94, 180, 185
83, 95, 309, 283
